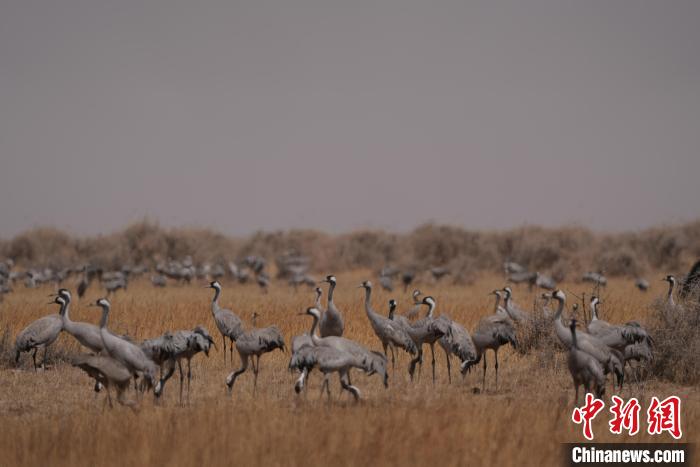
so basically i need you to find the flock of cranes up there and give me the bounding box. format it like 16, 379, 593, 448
9, 266, 674, 410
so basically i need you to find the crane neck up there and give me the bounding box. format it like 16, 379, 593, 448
327, 281, 336, 304
99, 305, 110, 329
211, 288, 221, 313
363, 286, 374, 316
591, 302, 599, 320
315, 291, 322, 309
309, 313, 322, 346
667, 281, 675, 305
554, 297, 565, 322
570, 324, 579, 349
388, 306, 395, 320
493, 294, 501, 313
425, 302, 435, 318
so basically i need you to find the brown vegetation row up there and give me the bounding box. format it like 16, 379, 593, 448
2, 220, 700, 280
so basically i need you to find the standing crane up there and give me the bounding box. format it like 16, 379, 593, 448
319, 275, 344, 337
206, 281, 244, 365
14, 295, 65, 370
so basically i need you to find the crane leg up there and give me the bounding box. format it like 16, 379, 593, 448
494, 349, 499, 391
482, 353, 487, 392
230, 340, 235, 366
252, 356, 260, 397
187, 359, 192, 404
42, 346, 49, 369
409, 348, 422, 381
32, 348, 38, 371
178, 360, 184, 406
430, 343, 436, 385
445, 351, 452, 384
221, 335, 226, 364
320, 375, 331, 401
340, 371, 361, 402
390, 345, 396, 372
225, 354, 248, 394
382, 342, 388, 361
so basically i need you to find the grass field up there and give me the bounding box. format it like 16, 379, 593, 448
0, 272, 697, 466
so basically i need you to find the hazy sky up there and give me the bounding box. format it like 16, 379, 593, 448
1, 1, 699, 238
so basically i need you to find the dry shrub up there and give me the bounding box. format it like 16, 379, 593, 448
650, 298, 700, 385
2, 220, 700, 278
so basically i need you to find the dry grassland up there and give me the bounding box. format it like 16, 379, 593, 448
0, 273, 697, 466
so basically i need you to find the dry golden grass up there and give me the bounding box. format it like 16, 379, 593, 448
0, 272, 697, 467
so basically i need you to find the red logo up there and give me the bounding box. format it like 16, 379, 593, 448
572, 393, 605, 440
647, 396, 682, 439
609, 396, 640, 436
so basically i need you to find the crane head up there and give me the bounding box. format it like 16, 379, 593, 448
552, 289, 566, 302
305, 307, 321, 319
422, 296, 436, 307
359, 280, 372, 289
389, 299, 397, 309
663, 275, 675, 283
322, 275, 337, 285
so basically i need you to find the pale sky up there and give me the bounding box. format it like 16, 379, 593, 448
1, 0, 699, 238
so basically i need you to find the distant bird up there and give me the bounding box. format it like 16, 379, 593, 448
104, 276, 127, 295
407, 296, 451, 384
582, 271, 607, 287
507, 271, 537, 289
77, 276, 89, 298
567, 319, 606, 403
141, 326, 215, 404
90, 298, 160, 395
256, 272, 270, 294
635, 278, 650, 292
225, 312, 285, 396
430, 267, 450, 282
378, 274, 394, 292
504, 261, 526, 276
151, 275, 167, 287
14, 296, 65, 370
206, 281, 244, 365
319, 275, 344, 337
461, 306, 517, 391
550, 290, 624, 390
359, 281, 417, 370
502, 287, 529, 322
401, 271, 415, 292
535, 272, 556, 291
72, 354, 136, 409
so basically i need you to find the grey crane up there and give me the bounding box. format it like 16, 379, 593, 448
14, 295, 66, 370
151, 275, 167, 287
582, 271, 607, 287
313, 287, 323, 312
302, 307, 388, 389
550, 290, 624, 390
662, 275, 679, 307
206, 281, 244, 365
90, 298, 160, 395
635, 278, 650, 292
438, 316, 477, 384
359, 281, 417, 370
225, 312, 285, 396
378, 274, 394, 292
567, 319, 606, 403
319, 275, 344, 337
405, 289, 423, 319
141, 326, 215, 404
460, 308, 517, 391
289, 344, 377, 402
406, 296, 451, 384
535, 272, 556, 291
587, 296, 653, 351
72, 354, 136, 409
502, 287, 529, 322
54, 289, 105, 354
